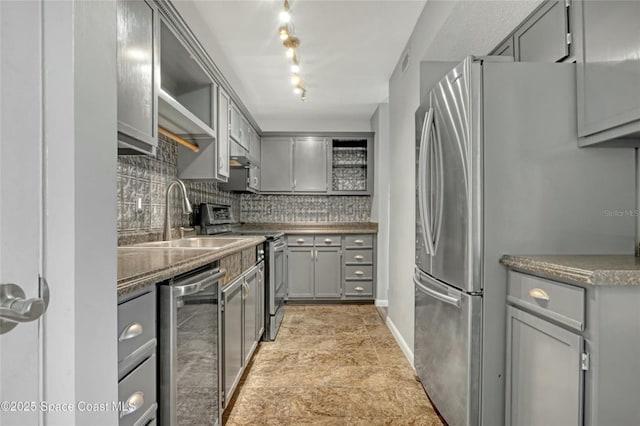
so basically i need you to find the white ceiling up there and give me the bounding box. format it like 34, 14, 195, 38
175, 0, 542, 132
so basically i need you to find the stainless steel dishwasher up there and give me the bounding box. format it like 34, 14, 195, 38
158, 264, 225, 426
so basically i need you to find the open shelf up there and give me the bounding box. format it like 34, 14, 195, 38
158, 88, 215, 142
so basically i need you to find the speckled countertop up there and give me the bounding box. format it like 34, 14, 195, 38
237, 222, 378, 234
117, 236, 265, 299
501, 255, 640, 286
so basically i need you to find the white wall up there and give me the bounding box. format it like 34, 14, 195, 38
43, 2, 118, 424
385, 0, 540, 359
370, 104, 390, 305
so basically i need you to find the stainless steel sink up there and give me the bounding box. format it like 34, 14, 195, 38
134, 237, 246, 249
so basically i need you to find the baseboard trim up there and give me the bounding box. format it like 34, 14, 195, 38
385, 316, 414, 367
374, 299, 388, 307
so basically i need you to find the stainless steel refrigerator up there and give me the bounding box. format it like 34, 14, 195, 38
414, 57, 635, 426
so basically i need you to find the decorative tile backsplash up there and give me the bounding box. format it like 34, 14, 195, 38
118, 135, 372, 235
117, 135, 240, 233
240, 193, 371, 223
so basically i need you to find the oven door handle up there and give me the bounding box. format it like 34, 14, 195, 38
172, 269, 226, 297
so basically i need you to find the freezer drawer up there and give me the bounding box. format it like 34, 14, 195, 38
414, 268, 481, 426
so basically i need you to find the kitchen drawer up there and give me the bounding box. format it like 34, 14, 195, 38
314, 235, 341, 247
344, 265, 373, 280
508, 271, 585, 331
288, 235, 313, 246
343, 249, 373, 264
118, 353, 157, 426
118, 291, 156, 379
343, 235, 373, 248
344, 281, 373, 297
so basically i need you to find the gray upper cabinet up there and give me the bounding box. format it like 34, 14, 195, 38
513, 0, 570, 63
577, 0, 640, 145
217, 88, 230, 181
492, 36, 515, 58
229, 104, 249, 150
117, 0, 159, 155
249, 127, 261, 165
292, 137, 328, 192
314, 248, 342, 298
261, 137, 293, 192
506, 306, 583, 426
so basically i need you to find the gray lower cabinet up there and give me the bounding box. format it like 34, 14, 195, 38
117, 289, 157, 424
287, 234, 376, 300
221, 277, 243, 407
577, 0, 640, 145
243, 266, 258, 364
116, 0, 158, 155
220, 261, 264, 409
314, 248, 342, 298
287, 247, 314, 298
261, 137, 293, 191
506, 306, 583, 426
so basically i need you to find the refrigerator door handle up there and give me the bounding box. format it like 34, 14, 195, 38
418, 108, 435, 255
433, 113, 444, 255
414, 270, 461, 308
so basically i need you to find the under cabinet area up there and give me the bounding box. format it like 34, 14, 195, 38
287, 234, 376, 301
117, 290, 158, 425
116, 0, 159, 155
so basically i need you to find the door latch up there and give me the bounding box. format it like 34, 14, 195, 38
0, 276, 50, 334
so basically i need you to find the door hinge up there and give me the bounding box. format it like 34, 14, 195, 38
220, 299, 225, 312
566, 32, 573, 46
220, 390, 225, 405
581, 352, 590, 371
565, 0, 571, 7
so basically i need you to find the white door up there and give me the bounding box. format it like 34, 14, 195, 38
0, 2, 48, 425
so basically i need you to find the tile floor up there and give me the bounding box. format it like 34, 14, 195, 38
223, 304, 444, 425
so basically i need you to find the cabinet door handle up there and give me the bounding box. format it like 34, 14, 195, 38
354, 271, 364, 276
118, 322, 143, 342
324, 238, 333, 244
354, 255, 364, 261
297, 238, 305, 244
528, 288, 549, 301
120, 391, 144, 418
354, 239, 364, 245
242, 282, 249, 300
354, 286, 364, 292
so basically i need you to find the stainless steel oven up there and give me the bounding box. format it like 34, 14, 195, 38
265, 237, 287, 340
158, 264, 226, 426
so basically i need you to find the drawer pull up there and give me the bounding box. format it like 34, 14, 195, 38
120, 391, 144, 418
354, 271, 364, 276
296, 238, 305, 244
323, 238, 333, 244
528, 288, 550, 301
354, 255, 364, 261
118, 322, 143, 342
354, 287, 364, 292
354, 239, 364, 245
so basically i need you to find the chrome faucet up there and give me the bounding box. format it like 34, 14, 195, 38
163, 179, 193, 241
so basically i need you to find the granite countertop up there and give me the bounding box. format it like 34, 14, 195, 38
501, 255, 640, 286
117, 236, 265, 299
237, 222, 378, 234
